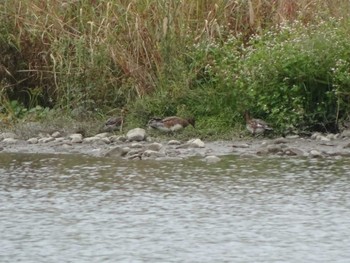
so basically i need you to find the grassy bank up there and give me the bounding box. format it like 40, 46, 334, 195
1, 0, 350, 138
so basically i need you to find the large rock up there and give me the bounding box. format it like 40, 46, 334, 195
126, 128, 146, 141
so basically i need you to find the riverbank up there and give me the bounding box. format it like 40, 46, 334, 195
2, 126, 350, 161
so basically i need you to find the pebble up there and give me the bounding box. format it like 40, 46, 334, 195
204, 155, 221, 163
83, 137, 101, 143
69, 134, 83, 143
27, 138, 39, 144
51, 131, 61, 138
38, 137, 55, 143
0, 132, 17, 140
168, 140, 181, 145
309, 149, 323, 158
187, 138, 205, 148
147, 142, 163, 151
2, 138, 18, 144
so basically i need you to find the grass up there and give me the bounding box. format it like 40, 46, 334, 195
1, 0, 350, 138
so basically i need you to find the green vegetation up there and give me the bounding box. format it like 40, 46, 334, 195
1, 0, 350, 138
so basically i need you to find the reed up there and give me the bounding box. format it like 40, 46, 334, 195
1, 0, 350, 134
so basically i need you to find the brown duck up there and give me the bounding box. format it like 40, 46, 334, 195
244, 111, 273, 136
102, 108, 127, 132
148, 116, 195, 132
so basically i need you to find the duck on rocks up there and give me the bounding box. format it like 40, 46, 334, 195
102, 108, 127, 132
148, 116, 195, 132
244, 111, 273, 136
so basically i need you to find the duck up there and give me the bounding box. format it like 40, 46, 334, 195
102, 108, 127, 132
148, 116, 195, 132
244, 111, 273, 136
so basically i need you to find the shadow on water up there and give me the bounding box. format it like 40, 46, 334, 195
1, 152, 350, 262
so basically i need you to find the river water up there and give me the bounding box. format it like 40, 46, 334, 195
1, 152, 350, 263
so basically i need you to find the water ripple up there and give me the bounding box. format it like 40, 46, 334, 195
1, 153, 350, 262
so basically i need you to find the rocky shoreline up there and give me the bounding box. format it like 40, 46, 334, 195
2, 127, 350, 162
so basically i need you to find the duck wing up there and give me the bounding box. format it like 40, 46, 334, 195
253, 118, 273, 130
161, 116, 180, 122
105, 116, 123, 126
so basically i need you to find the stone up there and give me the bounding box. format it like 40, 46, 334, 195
109, 135, 127, 143
51, 131, 61, 138
38, 137, 55, 143
336, 151, 350, 157
309, 149, 323, 158
341, 130, 350, 138
146, 142, 163, 151
0, 132, 17, 140
69, 133, 83, 143
146, 137, 154, 142
2, 138, 18, 144
256, 148, 269, 156
127, 154, 142, 160
285, 135, 300, 139
326, 133, 337, 140
283, 147, 305, 157
101, 137, 111, 144
273, 137, 289, 144
126, 128, 146, 142
83, 137, 101, 143
155, 156, 184, 161
126, 149, 144, 157
311, 132, 322, 140
187, 138, 205, 148
131, 143, 144, 148
232, 143, 249, 148
168, 140, 181, 145
69, 133, 83, 139
104, 146, 130, 157
204, 155, 221, 163
318, 135, 330, 142
267, 144, 282, 154
27, 138, 39, 144
71, 137, 83, 143
142, 150, 165, 159
95, 132, 109, 138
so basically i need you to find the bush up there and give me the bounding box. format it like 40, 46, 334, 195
2, 0, 350, 136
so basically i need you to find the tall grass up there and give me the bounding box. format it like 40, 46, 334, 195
1, 0, 350, 134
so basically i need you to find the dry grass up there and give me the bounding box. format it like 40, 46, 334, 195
1, 0, 350, 110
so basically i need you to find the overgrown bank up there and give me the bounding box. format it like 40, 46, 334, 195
1, 0, 350, 138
